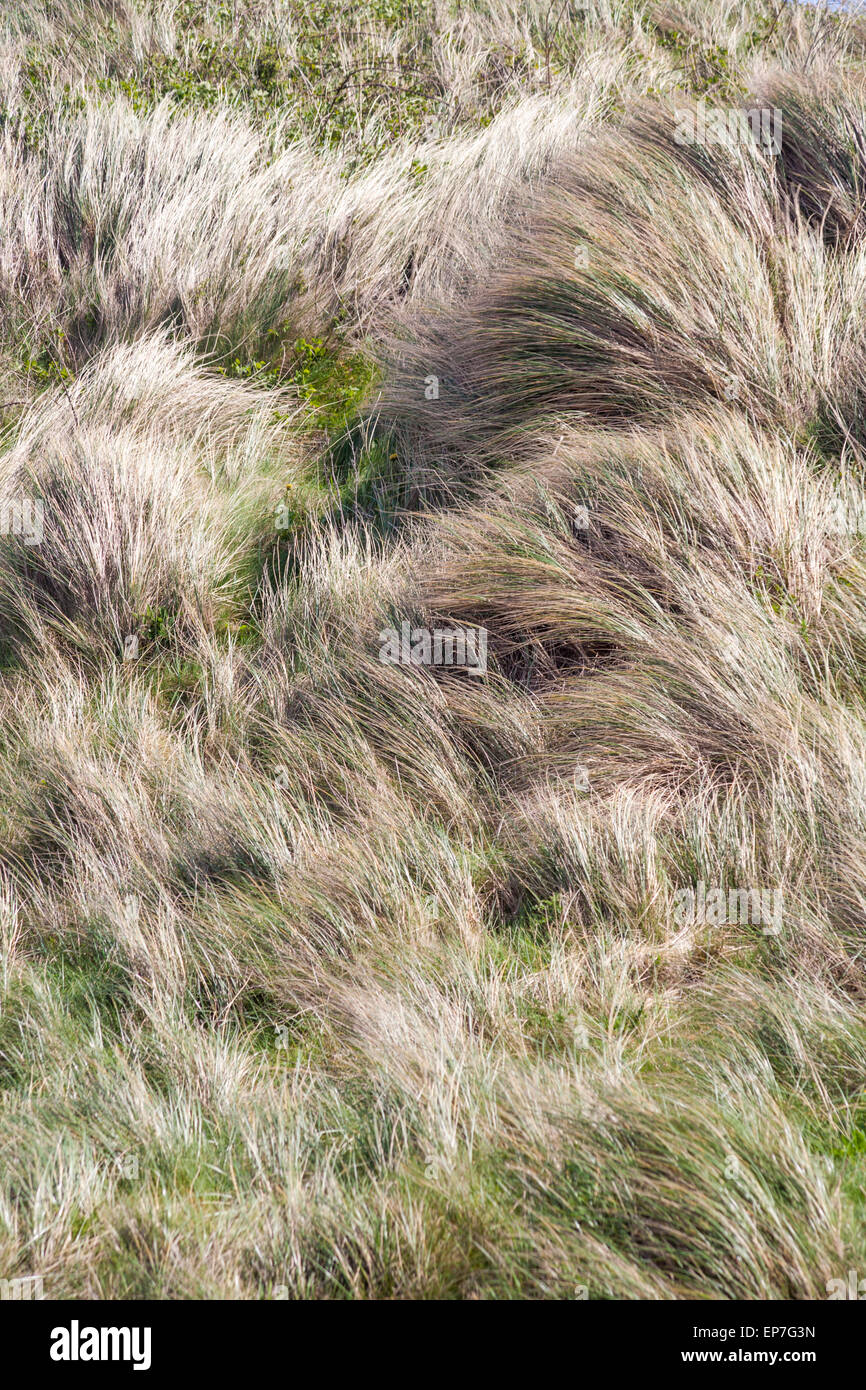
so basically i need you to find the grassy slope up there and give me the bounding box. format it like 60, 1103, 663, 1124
1, 0, 866, 1298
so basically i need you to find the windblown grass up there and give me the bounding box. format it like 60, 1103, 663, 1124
1, 0, 866, 1300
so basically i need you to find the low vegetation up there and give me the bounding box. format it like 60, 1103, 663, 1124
1, 0, 866, 1299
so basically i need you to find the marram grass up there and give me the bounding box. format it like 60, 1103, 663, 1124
0, 0, 866, 1300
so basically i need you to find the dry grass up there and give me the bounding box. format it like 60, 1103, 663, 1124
1, 0, 866, 1300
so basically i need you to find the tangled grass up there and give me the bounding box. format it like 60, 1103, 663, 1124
1, 0, 866, 1300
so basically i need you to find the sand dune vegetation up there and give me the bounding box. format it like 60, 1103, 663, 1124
1, 0, 866, 1301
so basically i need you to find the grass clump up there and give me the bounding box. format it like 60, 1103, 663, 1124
2, 0, 866, 1302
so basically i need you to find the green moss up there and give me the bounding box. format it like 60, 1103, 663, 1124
217, 334, 377, 432
21, 341, 74, 387
650, 22, 748, 102
287, 337, 377, 430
